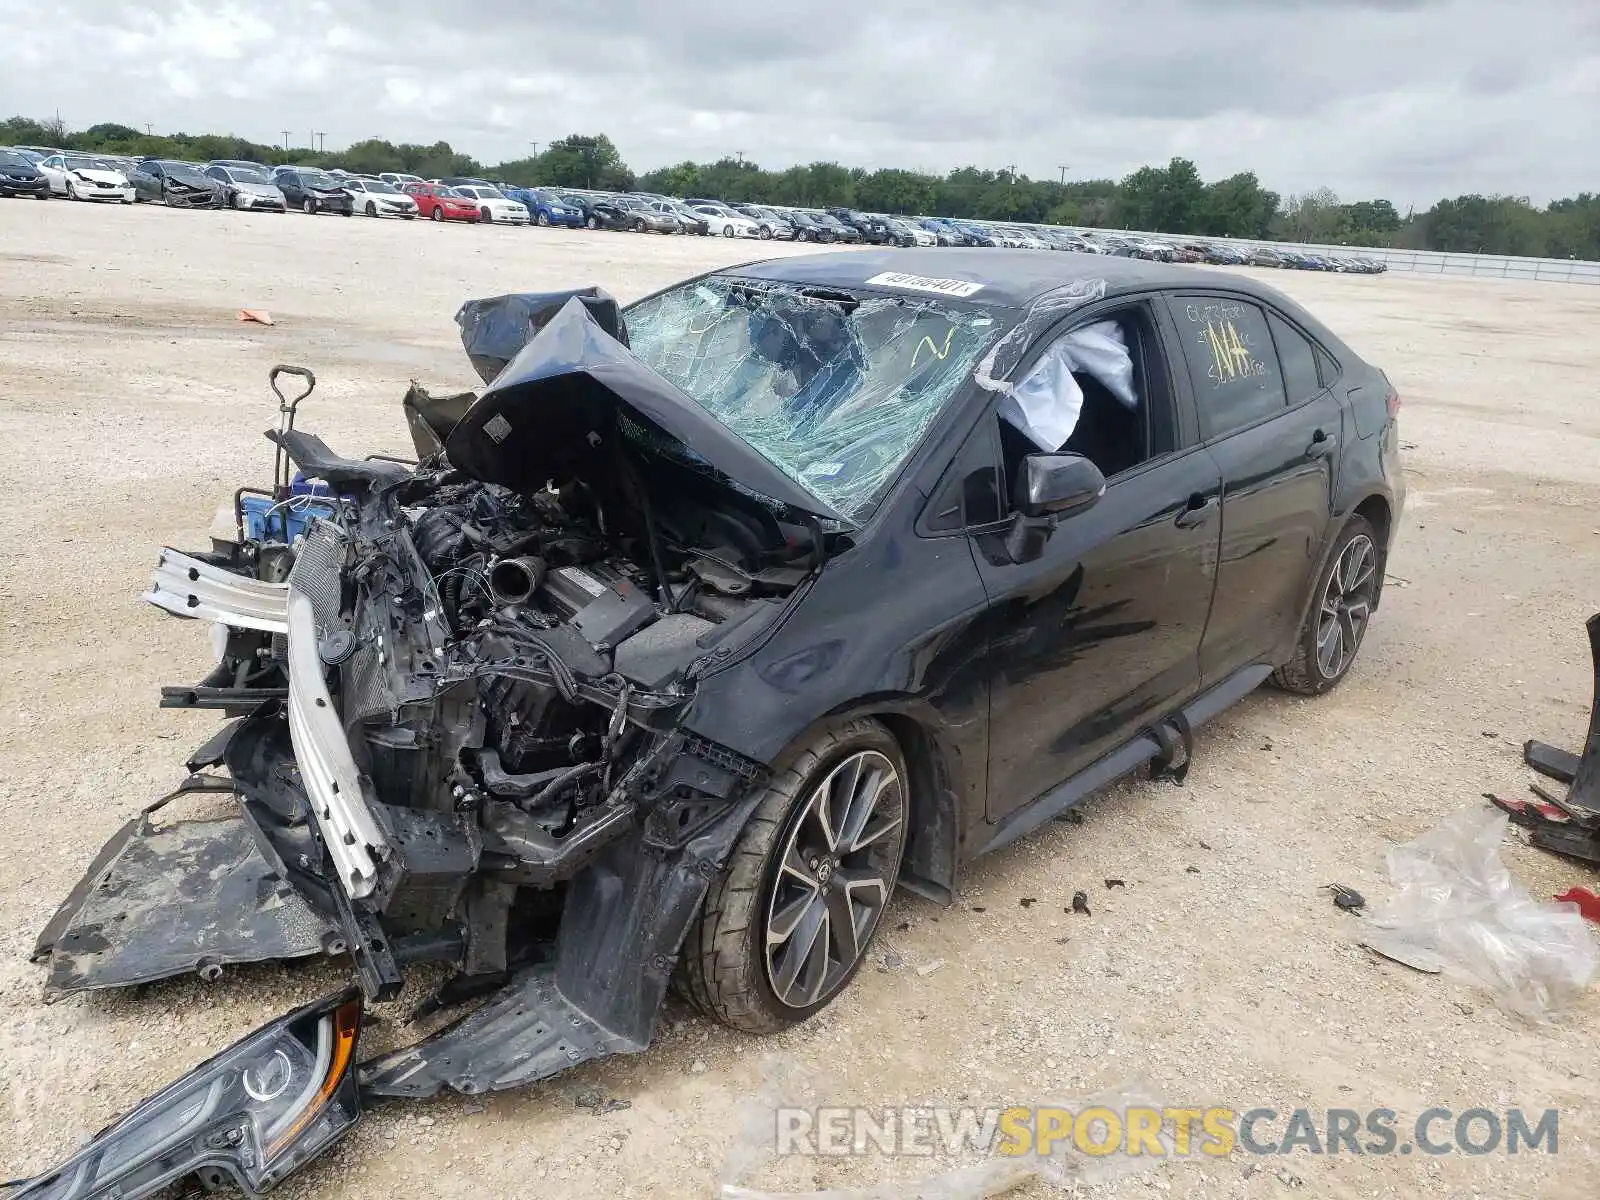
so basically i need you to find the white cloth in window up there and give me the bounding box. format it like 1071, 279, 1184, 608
999, 320, 1137, 450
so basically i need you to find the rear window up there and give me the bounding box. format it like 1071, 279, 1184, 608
1173, 296, 1288, 439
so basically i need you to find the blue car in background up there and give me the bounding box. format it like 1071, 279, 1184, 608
504, 186, 585, 227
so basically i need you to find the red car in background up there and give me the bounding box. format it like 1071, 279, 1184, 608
404, 182, 481, 223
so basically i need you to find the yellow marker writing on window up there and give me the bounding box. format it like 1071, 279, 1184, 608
911, 327, 956, 369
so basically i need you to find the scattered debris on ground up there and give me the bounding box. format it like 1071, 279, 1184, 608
1359, 805, 1598, 1018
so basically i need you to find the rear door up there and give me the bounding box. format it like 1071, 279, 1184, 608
1163, 293, 1343, 684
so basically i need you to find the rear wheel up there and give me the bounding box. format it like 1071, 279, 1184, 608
1273, 515, 1380, 695
676, 719, 908, 1034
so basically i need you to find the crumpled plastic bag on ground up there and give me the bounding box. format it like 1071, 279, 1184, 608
1360, 805, 1599, 1019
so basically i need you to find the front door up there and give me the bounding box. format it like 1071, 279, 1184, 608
970, 301, 1222, 821
974, 447, 1222, 818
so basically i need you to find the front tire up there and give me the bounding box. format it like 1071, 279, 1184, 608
430, 206, 443, 222
586, 215, 598, 230
366, 201, 377, 217
634, 218, 647, 233
722, 224, 735, 237
676, 719, 908, 1034
302, 197, 316, 215
537, 211, 550, 226
65, 181, 77, 200
1273, 515, 1380, 695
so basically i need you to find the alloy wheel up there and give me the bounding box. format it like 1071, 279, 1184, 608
1316, 534, 1377, 680
763, 750, 905, 1010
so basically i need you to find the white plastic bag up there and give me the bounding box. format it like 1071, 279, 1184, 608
1361, 805, 1599, 1020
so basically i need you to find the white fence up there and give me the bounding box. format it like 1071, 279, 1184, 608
1273, 243, 1600, 284
1081, 225, 1600, 285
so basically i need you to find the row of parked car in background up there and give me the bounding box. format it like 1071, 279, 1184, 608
0, 144, 1390, 273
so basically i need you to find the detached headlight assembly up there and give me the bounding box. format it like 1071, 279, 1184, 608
10, 991, 362, 1200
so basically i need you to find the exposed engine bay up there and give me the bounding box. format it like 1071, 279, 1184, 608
27, 292, 833, 1104
12, 289, 866, 1199
119, 349, 815, 998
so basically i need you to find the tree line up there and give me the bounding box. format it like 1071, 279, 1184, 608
5, 115, 1596, 261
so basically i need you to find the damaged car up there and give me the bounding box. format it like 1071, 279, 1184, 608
11, 251, 1404, 1196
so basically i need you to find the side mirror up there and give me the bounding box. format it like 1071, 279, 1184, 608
1013, 452, 1106, 520
1005, 453, 1106, 565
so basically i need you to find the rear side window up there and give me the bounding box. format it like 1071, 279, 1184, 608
1266, 312, 1323, 405
1172, 296, 1287, 439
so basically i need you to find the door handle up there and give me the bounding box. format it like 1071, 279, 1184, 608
1174, 495, 1219, 530
1305, 428, 1337, 460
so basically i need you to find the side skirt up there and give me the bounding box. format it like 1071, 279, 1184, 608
974, 663, 1273, 856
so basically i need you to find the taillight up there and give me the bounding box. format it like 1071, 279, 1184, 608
1386, 389, 1402, 417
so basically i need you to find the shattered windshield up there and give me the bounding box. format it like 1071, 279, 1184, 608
624, 277, 1005, 521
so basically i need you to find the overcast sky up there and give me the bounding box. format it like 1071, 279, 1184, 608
4, 0, 1596, 206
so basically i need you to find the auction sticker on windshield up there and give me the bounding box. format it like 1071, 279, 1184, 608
864, 272, 985, 298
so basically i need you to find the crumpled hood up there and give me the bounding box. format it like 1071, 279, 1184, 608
444, 296, 842, 521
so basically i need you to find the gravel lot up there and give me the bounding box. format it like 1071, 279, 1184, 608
2, 201, 1598, 1199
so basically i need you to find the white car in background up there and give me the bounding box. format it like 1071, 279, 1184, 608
203, 164, 287, 211
38, 153, 134, 203
343, 177, 419, 218
692, 203, 760, 238
452, 185, 530, 225
379, 171, 424, 188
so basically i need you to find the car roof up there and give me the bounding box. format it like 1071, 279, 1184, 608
728, 247, 1245, 308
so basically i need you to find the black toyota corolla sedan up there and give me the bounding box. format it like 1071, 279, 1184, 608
14, 251, 1403, 1196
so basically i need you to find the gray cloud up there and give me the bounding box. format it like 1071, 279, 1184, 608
4, 0, 1597, 206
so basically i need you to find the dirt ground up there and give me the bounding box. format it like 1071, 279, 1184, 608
2, 201, 1598, 1199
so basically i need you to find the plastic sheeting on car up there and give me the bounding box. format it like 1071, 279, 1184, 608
455, 287, 627, 384
1360, 804, 1598, 1020
995, 319, 1137, 452
625, 278, 1003, 522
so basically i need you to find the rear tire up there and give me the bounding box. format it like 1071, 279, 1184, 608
1272, 515, 1380, 696
675, 718, 909, 1034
